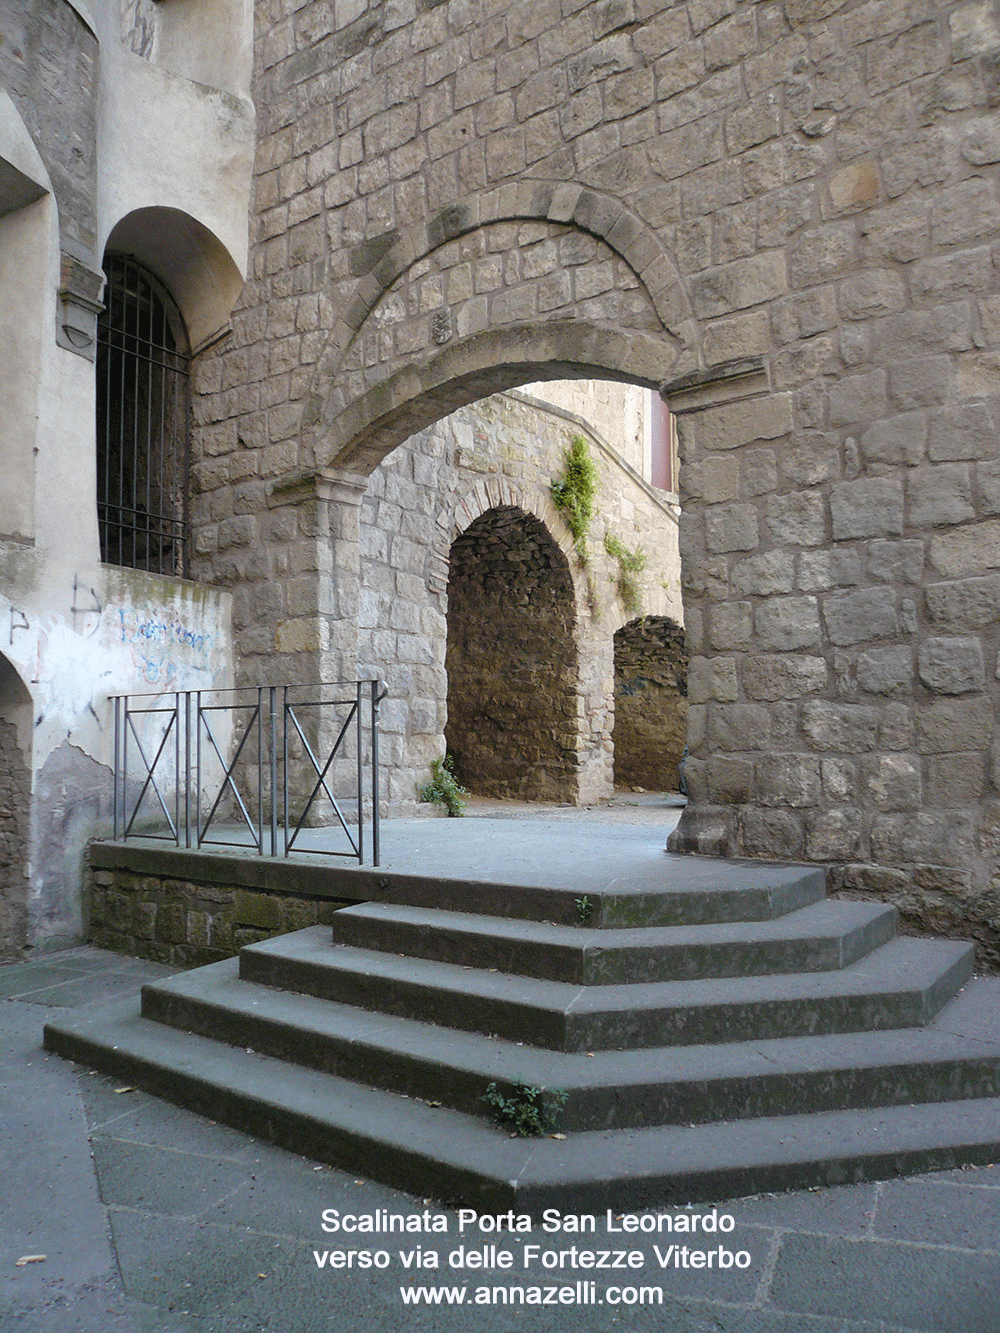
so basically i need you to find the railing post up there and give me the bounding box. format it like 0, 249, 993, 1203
282, 684, 289, 857
113, 695, 121, 841
195, 690, 202, 846
184, 691, 192, 848
268, 686, 278, 858
122, 694, 130, 840
371, 679, 382, 868
356, 680, 364, 866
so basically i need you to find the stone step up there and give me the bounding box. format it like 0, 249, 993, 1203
138, 962, 1000, 1131
328, 898, 899, 983
324, 857, 827, 927
239, 927, 974, 1051
42, 998, 1000, 1211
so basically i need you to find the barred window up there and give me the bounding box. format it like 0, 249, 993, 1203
96, 255, 190, 575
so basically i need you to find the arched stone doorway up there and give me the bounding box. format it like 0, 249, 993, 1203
613, 616, 687, 794
445, 506, 579, 803
0, 654, 32, 960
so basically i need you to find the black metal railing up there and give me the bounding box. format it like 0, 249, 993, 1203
111, 681, 386, 864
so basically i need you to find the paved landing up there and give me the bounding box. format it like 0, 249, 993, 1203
4, 942, 1000, 1332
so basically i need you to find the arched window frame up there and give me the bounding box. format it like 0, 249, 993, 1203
96, 254, 191, 575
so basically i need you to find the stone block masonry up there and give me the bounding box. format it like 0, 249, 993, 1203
88, 862, 354, 968
188, 0, 1000, 961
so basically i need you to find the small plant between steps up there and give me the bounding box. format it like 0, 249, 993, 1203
482, 1080, 568, 1137
418, 753, 468, 816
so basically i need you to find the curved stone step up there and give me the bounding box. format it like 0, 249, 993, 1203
138, 963, 1000, 1131
328, 898, 899, 983
239, 927, 974, 1051
42, 999, 1000, 1212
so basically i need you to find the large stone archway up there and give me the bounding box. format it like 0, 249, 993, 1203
190, 0, 1000, 961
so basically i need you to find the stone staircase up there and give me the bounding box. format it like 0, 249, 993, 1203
44, 856, 1000, 1211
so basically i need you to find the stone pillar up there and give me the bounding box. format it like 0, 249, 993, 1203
265, 467, 367, 686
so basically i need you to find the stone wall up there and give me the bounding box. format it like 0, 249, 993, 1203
356, 388, 681, 808
446, 506, 578, 800
0, 717, 30, 961
613, 615, 688, 791
188, 0, 1000, 956
89, 865, 351, 967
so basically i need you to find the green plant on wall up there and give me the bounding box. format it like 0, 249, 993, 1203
418, 754, 468, 816
550, 434, 598, 560
604, 532, 646, 616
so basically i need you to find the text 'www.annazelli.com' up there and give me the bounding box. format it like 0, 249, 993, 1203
399, 1282, 668, 1306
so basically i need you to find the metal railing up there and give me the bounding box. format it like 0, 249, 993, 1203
111, 681, 386, 864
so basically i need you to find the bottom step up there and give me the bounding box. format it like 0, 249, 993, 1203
43, 998, 1000, 1213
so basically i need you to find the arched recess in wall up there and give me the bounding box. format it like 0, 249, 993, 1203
613, 616, 688, 794
0, 91, 52, 545
104, 206, 243, 353
0, 653, 33, 960
445, 506, 580, 803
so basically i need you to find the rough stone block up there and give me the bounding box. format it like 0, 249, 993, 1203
925, 575, 1000, 631
860, 753, 922, 811
860, 411, 926, 467
822, 757, 857, 803
907, 464, 975, 528
856, 646, 912, 696
927, 751, 987, 805
705, 501, 760, 553
879, 702, 914, 751
740, 808, 805, 859
867, 539, 924, 585
916, 695, 994, 753
766, 491, 825, 546
830, 477, 903, 540
917, 636, 985, 694
929, 520, 1000, 578
708, 602, 753, 651
823, 587, 899, 646
705, 756, 755, 804
690, 251, 788, 318
754, 595, 821, 651
234, 891, 281, 930
871, 811, 975, 867
806, 810, 865, 861
742, 653, 828, 700
797, 548, 861, 592
694, 393, 794, 452
731, 550, 795, 597
709, 703, 773, 752
802, 700, 879, 752
155, 904, 186, 946
928, 403, 995, 462
757, 754, 821, 807
827, 370, 886, 429
687, 655, 739, 703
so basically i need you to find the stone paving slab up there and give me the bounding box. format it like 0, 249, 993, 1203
5, 944, 1000, 1331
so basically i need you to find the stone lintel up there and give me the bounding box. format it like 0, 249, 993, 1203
662, 356, 770, 414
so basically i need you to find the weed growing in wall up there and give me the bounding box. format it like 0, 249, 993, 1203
604, 532, 646, 616
551, 434, 597, 560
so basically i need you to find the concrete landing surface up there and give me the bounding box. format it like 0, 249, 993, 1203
5, 944, 1000, 1333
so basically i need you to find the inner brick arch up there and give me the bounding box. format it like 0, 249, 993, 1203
444, 504, 581, 803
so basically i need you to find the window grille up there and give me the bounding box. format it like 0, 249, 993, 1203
96, 255, 190, 575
